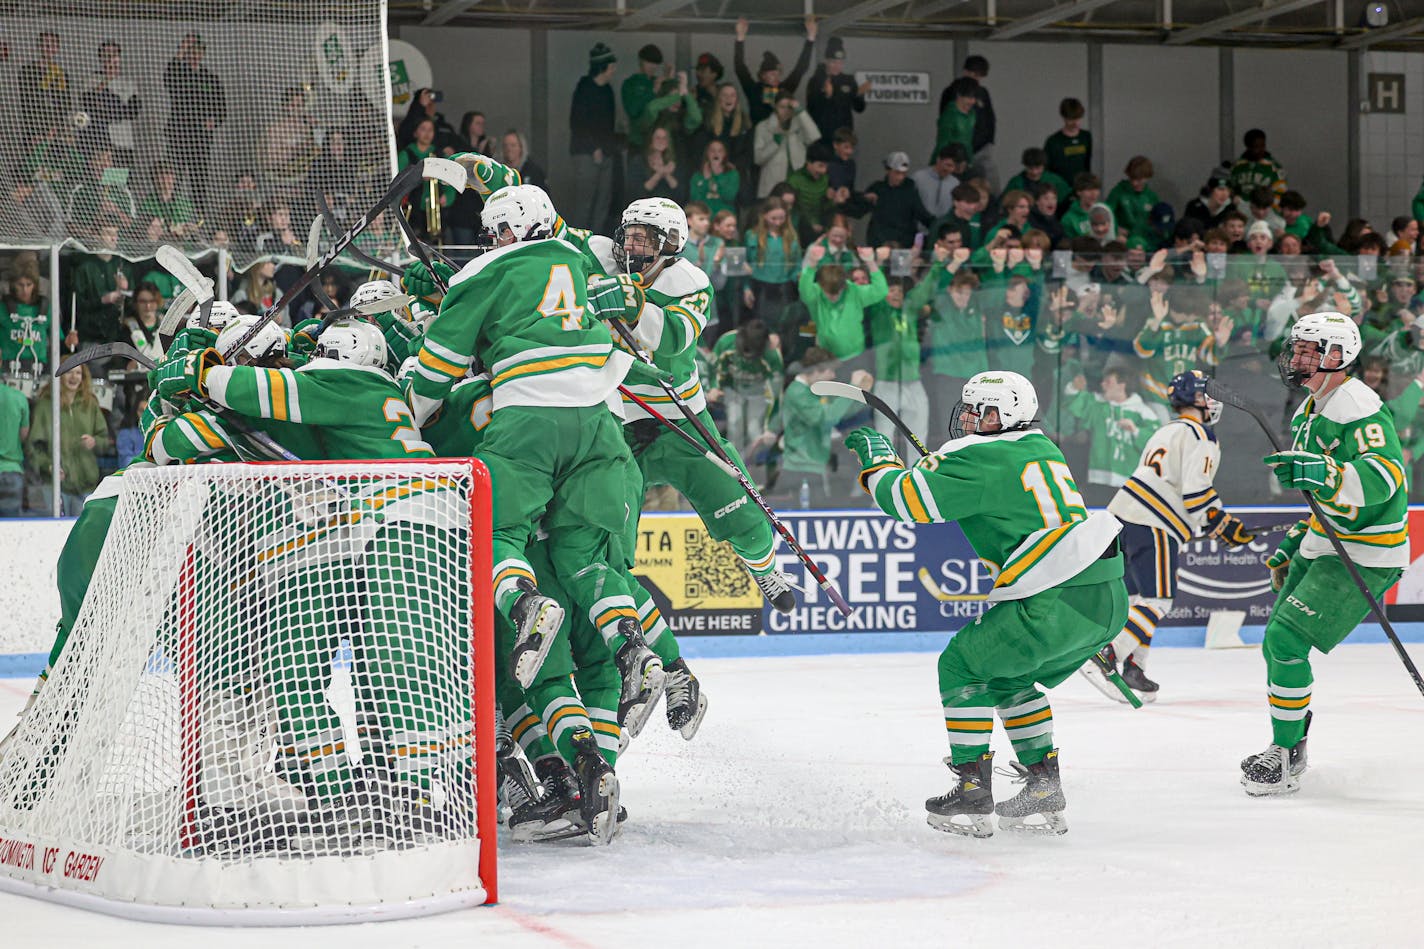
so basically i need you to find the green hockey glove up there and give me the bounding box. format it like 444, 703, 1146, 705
1264, 450, 1344, 495
451, 152, 522, 196
1265, 521, 1308, 591
164, 326, 218, 361
623, 359, 673, 388
1203, 507, 1255, 549
373, 309, 422, 365
152, 347, 220, 404
587, 274, 646, 326
844, 426, 902, 489
401, 260, 457, 306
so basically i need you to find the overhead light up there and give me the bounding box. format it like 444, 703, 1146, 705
1366, 3, 1389, 27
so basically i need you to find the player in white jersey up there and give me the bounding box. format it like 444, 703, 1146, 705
1079, 370, 1255, 702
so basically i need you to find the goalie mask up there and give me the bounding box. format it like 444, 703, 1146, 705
481, 184, 555, 244
350, 279, 412, 322
189, 299, 240, 333
315, 319, 388, 369
1167, 369, 1223, 426
951, 371, 1039, 439
614, 198, 687, 276
1278, 310, 1361, 388
216, 314, 286, 366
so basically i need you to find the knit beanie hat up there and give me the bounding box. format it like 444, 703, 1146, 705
589, 43, 617, 70
759, 51, 781, 75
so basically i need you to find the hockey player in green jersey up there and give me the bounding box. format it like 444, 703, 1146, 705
577, 197, 799, 614
403, 183, 665, 766
1133, 286, 1229, 403
841, 370, 1128, 837
1245, 312, 1408, 795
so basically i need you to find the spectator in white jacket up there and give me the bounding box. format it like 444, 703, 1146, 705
753, 91, 821, 198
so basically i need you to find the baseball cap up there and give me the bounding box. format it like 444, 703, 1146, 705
884, 151, 911, 172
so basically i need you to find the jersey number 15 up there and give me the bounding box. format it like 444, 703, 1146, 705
1021, 460, 1088, 528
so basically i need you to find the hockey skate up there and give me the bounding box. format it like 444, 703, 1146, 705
1077, 645, 1131, 704
663, 658, 708, 739
753, 569, 798, 613
614, 618, 666, 741
1121, 656, 1159, 703
1241, 712, 1310, 796
925, 751, 995, 838
994, 749, 1068, 835
570, 728, 620, 845
499, 735, 576, 842
199, 690, 308, 822
507, 578, 564, 689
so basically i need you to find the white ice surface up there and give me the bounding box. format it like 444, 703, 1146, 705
2, 644, 1422, 948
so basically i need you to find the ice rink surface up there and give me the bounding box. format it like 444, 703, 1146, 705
2, 642, 1422, 948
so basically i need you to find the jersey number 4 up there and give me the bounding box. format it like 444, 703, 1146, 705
537, 264, 585, 331
1021, 460, 1088, 528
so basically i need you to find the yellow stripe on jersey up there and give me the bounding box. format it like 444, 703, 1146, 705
418, 347, 467, 379
900, 472, 932, 523
494, 352, 610, 388
1269, 695, 1311, 709
995, 521, 1077, 589
1123, 478, 1192, 542
546, 705, 588, 732
594, 606, 637, 629
1312, 525, 1408, 547
1366, 453, 1406, 489
944, 719, 994, 732
186, 414, 226, 450
624, 379, 702, 403
1003, 708, 1053, 728
591, 721, 621, 738
510, 713, 541, 741
267, 369, 290, 422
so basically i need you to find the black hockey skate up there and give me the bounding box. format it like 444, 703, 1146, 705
753, 569, 798, 613
614, 618, 666, 742
1241, 712, 1311, 796
499, 734, 576, 842
570, 728, 620, 846
507, 578, 564, 689
925, 751, 995, 838
663, 658, 708, 739
1121, 656, 1159, 703
994, 749, 1068, 835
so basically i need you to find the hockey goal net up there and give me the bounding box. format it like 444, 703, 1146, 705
0, 459, 495, 924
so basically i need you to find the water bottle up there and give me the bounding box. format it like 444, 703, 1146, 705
799, 479, 811, 510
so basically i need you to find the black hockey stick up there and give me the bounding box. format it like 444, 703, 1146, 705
64, 343, 298, 462
810, 380, 932, 457
1207, 377, 1424, 698
316, 193, 405, 277
608, 318, 854, 616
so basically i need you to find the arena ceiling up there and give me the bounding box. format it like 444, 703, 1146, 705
388, 0, 1424, 47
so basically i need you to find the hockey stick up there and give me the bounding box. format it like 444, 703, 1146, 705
155, 245, 215, 328
916, 566, 986, 602
810, 380, 932, 457
316, 193, 405, 277
158, 286, 197, 349
617, 386, 740, 477
607, 318, 853, 616
1206, 377, 1424, 698
304, 215, 341, 314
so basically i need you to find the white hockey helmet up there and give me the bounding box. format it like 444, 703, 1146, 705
189, 299, 240, 332
481, 184, 556, 244
1278, 310, 1361, 387
315, 319, 388, 369
216, 314, 287, 365
952, 370, 1039, 438
615, 197, 687, 274
350, 279, 411, 319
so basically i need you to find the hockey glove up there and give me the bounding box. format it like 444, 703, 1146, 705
451, 152, 521, 196
373, 309, 422, 365
587, 274, 646, 327
1264, 450, 1344, 495
289, 318, 322, 362
623, 359, 673, 388
401, 260, 457, 306
164, 326, 218, 362
152, 347, 220, 405
1203, 507, 1255, 549
1265, 521, 1309, 592
844, 426, 902, 490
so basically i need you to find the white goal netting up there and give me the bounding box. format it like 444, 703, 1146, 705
0, 0, 397, 268
0, 460, 496, 924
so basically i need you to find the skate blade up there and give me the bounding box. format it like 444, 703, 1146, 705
676, 693, 709, 741
997, 811, 1068, 836
1077, 664, 1130, 704
926, 812, 994, 838
512, 601, 565, 689
511, 817, 578, 842
621, 666, 668, 739
1241, 771, 1303, 797
1136, 690, 1158, 704
587, 773, 620, 846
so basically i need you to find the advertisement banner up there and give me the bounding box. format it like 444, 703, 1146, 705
633, 508, 1311, 636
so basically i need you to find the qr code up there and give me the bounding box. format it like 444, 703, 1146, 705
683, 529, 752, 600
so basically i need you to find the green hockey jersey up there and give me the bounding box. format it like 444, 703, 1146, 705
1133, 320, 1218, 400
407, 238, 632, 423
862, 428, 1121, 602
1289, 378, 1409, 568
421, 374, 493, 457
